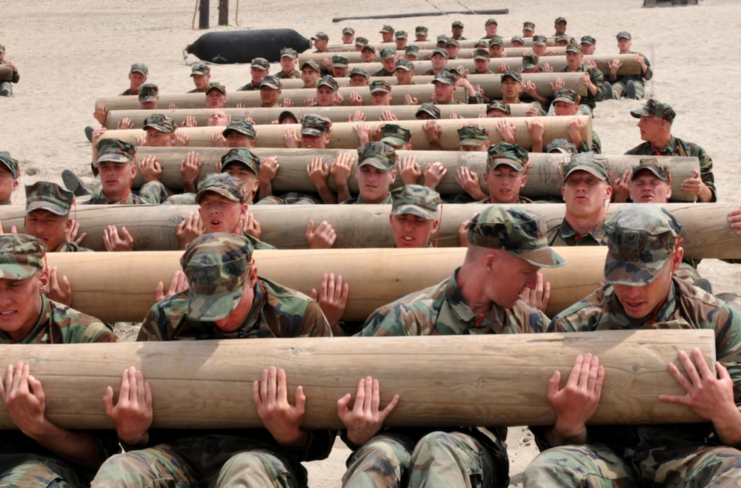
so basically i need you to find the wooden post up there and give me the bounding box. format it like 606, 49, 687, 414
218, 0, 229, 25
199, 0, 209, 29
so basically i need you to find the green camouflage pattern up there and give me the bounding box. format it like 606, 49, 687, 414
431, 47, 449, 59
355, 37, 369, 47
342, 434, 415, 487
473, 48, 490, 60
553, 87, 579, 104
625, 135, 716, 201
432, 72, 456, 85
458, 124, 489, 147
560, 152, 613, 183
548, 218, 607, 247
342, 27, 354, 35
250, 57, 269, 70
474, 39, 489, 48
221, 147, 260, 176
565, 39, 582, 53
196, 173, 246, 205
190, 62, 209, 75
130, 62, 148, 76
391, 184, 440, 220
561, 65, 604, 109
603, 204, 681, 286
555, 16, 567, 23
361, 45, 376, 55
83, 180, 168, 205
632, 157, 669, 181
452, 20, 464, 27
54, 241, 92, 253
613, 50, 653, 88
501, 69, 522, 83
379, 25, 394, 34
523, 21, 535, 30
416, 26, 428, 35
416, 102, 441, 119
617, 31, 632, 40
280, 47, 297, 59
137, 83, 158, 102
358, 142, 396, 170
317, 75, 338, 91
380, 123, 411, 146
511, 35, 524, 44
489, 36, 504, 46
331, 54, 349, 68
394, 31, 408, 40
487, 142, 528, 170
487, 100, 511, 115
379, 48, 396, 61
631, 99, 674, 122
143, 113, 175, 133
0, 453, 91, 487
533, 35, 547, 46
406, 45, 419, 55
207, 82, 226, 95
258, 75, 281, 90
445, 39, 459, 48
301, 114, 331, 136
275, 69, 300, 80
25, 181, 73, 216
546, 138, 577, 154
0, 151, 20, 179
581, 35, 596, 45
369, 80, 392, 94
257, 193, 321, 206
395, 59, 413, 71
485, 18, 498, 26
467, 206, 566, 267
342, 194, 393, 205
0, 234, 45, 280
448, 65, 467, 79
223, 120, 256, 139
349, 67, 369, 79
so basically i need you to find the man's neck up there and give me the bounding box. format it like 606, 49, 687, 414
104, 188, 131, 203
503, 95, 520, 104
360, 192, 389, 204
565, 211, 605, 236
649, 132, 673, 149
457, 266, 493, 315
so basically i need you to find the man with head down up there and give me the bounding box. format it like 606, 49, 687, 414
0, 151, 19, 205
91, 232, 334, 488
524, 204, 741, 487
339, 206, 565, 488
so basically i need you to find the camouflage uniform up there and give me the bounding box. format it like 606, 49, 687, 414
562, 41, 605, 110
424, 48, 449, 77
187, 62, 210, 93
550, 88, 602, 153
341, 142, 396, 205
478, 142, 535, 204
0, 151, 19, 205
625, 99, 716, 202
525, 205, 741, 487
137, 82, 158, 103
0, 234, 117, 487
238, 58, 269, 91
379, 122, 411, 148
472, 48, 492, 74
430, 71, 466, 105
0, 45, 20, 96
372, 48, 397, 77
348, 206, 565, 488
92, 233, 333, 488
25, 181, 93, 252
275, 48, 300, 79
609, 32, 653, 99
501, 70, 545, 114
119, 62, 147, 96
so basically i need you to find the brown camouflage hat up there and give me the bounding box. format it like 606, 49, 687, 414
445, 39, 459, 48
196, 173, 245, 204
137, 83, 159, 102
487, 100, 511, 115
180, 232, 253, 321
379, 25, 394, 33
191, 62, 210, 76
361, 44, 377, 54
405, 45, 420, 55
355, 36, 369, 46
301, 60, 320, 72
523, 21, 535, 30
437, 34, 450, 43
416, 102, 441, 119
223, 120, 256, 139
130, 63, 149, 76
561, 152, 613, 184
358, 142, 396, 170
630, 99, 676, 123
95, 138, 136, 166
458, 124, 489, 147
0, 234, 46, 280
317, 75, 339, 91
206, 82, 227, 95
501, 69, 522, 83
565, 39, 581, 53
431, 48, 449, 59
220, 148, 260, 177
395, 59, 414, 71
332, 54, 349, 67
432, 71, 456, 85
391, 184, 440, 220
488, 142, 528, 171
617, 31, 632, 40
380, 47, 396, 61
25, 181, 74, 216
143, 113, 175, 133
259, 75, 281, 90
449, 65, 468, 78
632, 158, 670, 182
342, 27, 355, 35
280, 48, 298, 59
489, 36, 504, 47
380, 124, 412, 146
553, 88, 579, 104
251, 57, 269, 70
311, 32, 329, 41
511, 35, 524, 44
452, 20, 464, 28
349, 67, 369, 79
546, 138, 577, 154
468, 206, 566, 268
0, 45, 6, 53
522, 53, 539, 69
533, 35, 547, 46
555, 16, 567, 24
604, 205, 682, 286
485, 18, 498, 26
474, 48, 490, 60
301, 114, 332, 136
370, 80, 392, 93
395, 31, 408, 40
416, 26, 428, 35
581, 35, 596, 46
0, 152, 19, 179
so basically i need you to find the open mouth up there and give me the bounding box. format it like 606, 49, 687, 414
0, 310, 18, 318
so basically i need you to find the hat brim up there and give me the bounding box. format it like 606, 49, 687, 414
370, 87, 392, 93
223, 128, 255, 139
415, 109, 439, 119
392, 205, 436, 220
474, 55, 490, 61
332, 63, 348, 68
26, 202, 69, 216
564, 166, 608, 182
501, 74, 522, 83
300, 128, 324, 137
490, 160, 525, 171
603, 251, 670, 287
195, 187, 242, 204
630, 108, 651, 119
381, 136, 405, 147
632, 165, 668, 182
187, 286, 244, 321
95, 154, 133, 165
0, 160, 18, 179
553, 96, 577, 104
458, 139, 487, 147
221, 160, 258, 176
260, 83, 281, 90
359, 159, 394, 170
317, 82, 338, 91
143, 124, 173, 133
139, 95, 158, 102
512, 247, 567, 268
522, 63, 538, 69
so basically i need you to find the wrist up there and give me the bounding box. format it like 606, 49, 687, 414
347, 429, 372, 447
21, 417, 53, 439
119, 430, 150, 447
553, 419, 587, 442
276, 427, 308, 447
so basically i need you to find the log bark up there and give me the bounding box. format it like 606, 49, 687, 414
326, 37, 557, 52
298, 46, 567, 64
332, 8, 510, 23
0, 330, 713, 430
98, 115, 592, 151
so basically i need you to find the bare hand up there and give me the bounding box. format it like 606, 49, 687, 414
103, 367, 153, 446
179, 115, 198, 128
567, 118, 584, 146
455, 167, 486, 200
176, 212, 204, 249
137, 155, 162, 182
403, 94, 418, 106
609, 59, 623, 74
379, 110, 398, 122
520, 272, 550, 312
284, 128, 301, 148
338, 377, 399, 446
240, 212, 262, 240
550, 77, 566, 92
180, 152, 204, 191
307, 157, 330, 189
399, 156, 422, 185
348, 110, 366, 122
155, 270, 189, 302
304, 95, 316, 107
496, 120, 517, 144
423, 162, 447, 189
354, 121, 372, 146
116, 118, 134, 130
423, 120, 441, 144
65, 219, 86, 245
680, 170, 704, 196
333, 92, 345, 106
212, 131, 228, 147
41, 266, 72, 306
253, 367, 307, 446
259, 156, 280, 185
0, 362, 48, 437
93, 103, 109, 125
611, 169, 632, 203
174, 130, 190, 147
305, 220, 336, 249
103, 225, 134, 252
525, 119, 544, 140
350, 92, 363, 106
330, 153, 355, 185
728, 208, 741, 236
281, 97, 294, 108
311, 272, 348, 327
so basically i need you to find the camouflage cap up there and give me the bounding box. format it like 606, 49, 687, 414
278, 110, 298, 124
95, 138, 136, 166
0, 152, 19, 179
487, 142, 528, 171
251, 58, 269, 70
489, 36, 504, 47
604, 205, 682, 286
501, 69, 522, 83
137, 83, 159, 102
432, 71, 456, 85
361, 44, 377, 54
522, 53, 539, 69
180, 232, 253, 321
474, 39, 489, 48
130, 63, 149, 76
445, 39, 459, 48
280, 47, 298, 59
485, 18, 498, 26
220, 148, 260, 177
416, 102, 441, 119
355, 36, 369, 46
511, 35, 524, 44
317, 75, 339, 91
358, 142, 396, 170
523, 21, 535, 30
301, 114, 332, 136
143, 113, 175, 133
195, 173, 245, 204
553, 88, 579, 104
191, 62, 210, 76
342, 27, 355, 35
223, 120, 256, 139
448, 65, 467, 78
416, 26, 428, 35
395, 30, 408, 40
632, 158, 670, 182
332, 54, 349, 67
561, 152, 613, 184
546, 138, 577, 154
259, 75, 281, 90
458, 124, 489, 147
473, 48, 490, 60
380, 124, 412, 147
437, 35, 450, 43
206, 82, 227, 95
0, 45, 5, 53
467, 206, 566, 268
301, 60, 320, 72
395, 59, 414, 71
0, 234, 46, 281
581, 35, 596, 45
431, 48, 449, 59
617, 31, 632, 40
311, 32, 329, 41
533, 35, 547, 46
630, 99, 676, 123
487, 100, 511, 116
380, 47, 396, 61
405, 45, 420, 55
565, 39, 582, 53
370, 80, 392, 94
25, 181, 74, 216
391, 185, 440, 220
349, 66, 370, 79
379, 25, 394, 33
555, 16, 567, 24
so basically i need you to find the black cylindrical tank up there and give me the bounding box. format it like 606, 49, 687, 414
186, 29, 311, 64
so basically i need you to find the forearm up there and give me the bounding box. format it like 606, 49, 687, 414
531, 136, 544, 153
336, 183, 352, 203
698, 184, 714, 203
713, 409, 741, 447
529, 92, 549, 104
259, 181, 273, 198
183, 180, 197, 194
466, 186, 488, 201
429, 140, 443, 151
29, 423, 106, 470
543, 423, 588, 447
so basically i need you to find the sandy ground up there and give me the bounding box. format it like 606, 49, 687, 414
2, 0, 740, 485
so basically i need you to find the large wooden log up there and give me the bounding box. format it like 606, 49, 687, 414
326, 37, 558, 52
98, 116, 591, 151
298, 46, 567, 64
95, 84, 466, 111
0, 330, 714, 430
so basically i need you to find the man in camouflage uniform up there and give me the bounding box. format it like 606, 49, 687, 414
581, 35, 597, 55
405, 45, 419, 62
300, 60, 320, 89
484, 18, 499, 39
238, 58, 269, 91
445, 39, 461, 60
342, 27, 355, 45
486, 100, 511, 118
510, 35, 525, 47
394, 31, 408, 51
523, 21, 535, 37
275, 48, 300, 79
342, 206, 565, 488
473, 49, 493, 74
415, 26, 428, 42
359, 44, 377, 63
625, 99, 716, 202
394, 60, 415, 85
488, 36, 506, 58
604, 31, 653, 100
258, 75, 283, 108
379, 25, 394, 43
349, 67, 370, 87
554, 34, 571, 47
312, 31, 329, 53
306, 75, 340, 107
424, 48, 449, 76
548, 88, 602, 153
432, 71, 482, 105
524, 204, 741, 487
355, 36, 369, 51
137, 82, 160, 110
24, 181, 90, 253
120, 62, 147, 96
531, 35, 556, 57
205, 82, 228, 109
331, 54, 350, 78
188, 62, 211, 92
416, 102, 441, 120
0, 151, 19, 205
554, 17, 568, 36
562, 40, 604, 113
0, 234, 117, 487
91, 233, 334, 488
373, 48, 397, 77
450, 20, 466, 40
0, 44, 19, 97
334, 142, 396, 205
499, 70, 547, 114
547, 138, 577, 154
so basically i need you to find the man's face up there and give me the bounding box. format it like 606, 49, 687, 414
582, 44, 596, 55
553, 101, 579, 116
350, 75, 369, 87
0, 166, 18, 203
511, 40, 524, 48
474, 59, 490, 73
356, 165, 395, 202
316, 86, 336, 106
212, 273, 255, 333
523, 28, 534, 38
260, 86, 281, 107
251, 67, 267, 84
207, 110, 230, 126
433, 82, 456, 103
382, 58, 396, 72
140, 100, 158, 110
192, 73, 210, 90
206, 90, 226, 109
280, 57, 296, 73
395, 70, 414, 85
301, 133, 330, 149
361, 50, 376, 63
98, 161, 137, 198
301, 68, 319, 88
446, 46, 460, 58
0, 273, 46, 337
618, 38, 632, 54
371, 91, 392, 106
198, 192, 246, 234
129, 72, 147, 90
145, 127, 174, 147
314, 39, 328, 51
561, 171, 612, 219
482, 250, 540, 309
406, 54, 418, 62
484, 165, 526, 204
416, 34, 427, 42
390, 214, 438, 248
0, 52, 5, 62
342, 33, 354, 44
25, 210, 68, 252
489, 45, 505, 57
487, 109, 509, 118
555, 21, 567, 35
566, 52, 583, 71
395, 39, 407, 50
416, 112, 435, 120
637, 115, 666, 143
629, 170, 672, 203
222, 163, 259, 203
225, 132, 255, 148
452, 26, 463, 37
485, 24, 498, 37
613, 252, 681, 319
532, 44, 546, 56
381, 32, 393, 43
459, 142, 489, 152
332, 66, 348, 78
501, 78, 521, 101
431, 54, 447, 70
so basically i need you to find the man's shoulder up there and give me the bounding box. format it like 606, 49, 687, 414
237, 83, 255, 91
163, 193, 196, 205
119, 88, 135, 96
673, 137, 708, 157
373, 279, 448, 320
624, 141, 651, 155
139, 290, 189, 341
362, 279, 449, 336
48, 301, 117, 343
262, 278, 312, 310
549, 287, 609, 331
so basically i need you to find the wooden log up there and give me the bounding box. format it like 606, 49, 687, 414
326, 37, 558, 52
97, 116, 592, 151
94, 84, 466, 111
218, 0, 228, 25
332, 8, 510, 23
0, 66, 13, 82
0, 330, 714, 430
298, 46, 567, 64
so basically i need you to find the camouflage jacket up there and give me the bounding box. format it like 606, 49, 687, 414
237, 81, 258, 91
561, 64, 605, 108
473, 69, 494, 75
275, 70, 301, 79
625, 136, 716, 202
119, 88, 135, 96
478, 196, 534, 204
359, 269, 548, 488
547, 218, 607, 246
1, 200, 11, 205
83, 181, 167, 205
0, 60, 20, 83
541, 277, 741, 451
341, 194, 393, 205
577, 129, 602, 154
187, 87, 207, 93
372, 68, 396, 77
615, 51, 653, 84
53, 241, 92, 252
